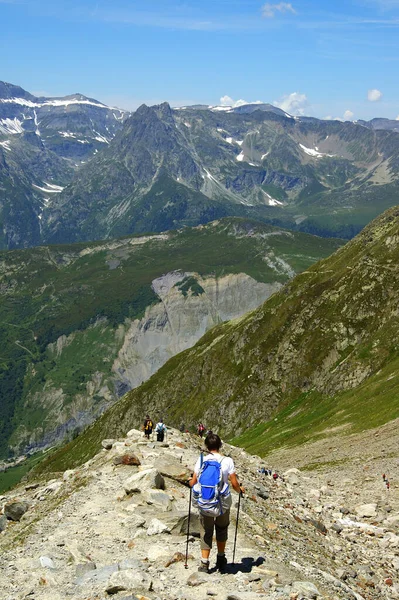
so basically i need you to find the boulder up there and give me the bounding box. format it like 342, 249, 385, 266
292, 581, 320, 598
161, 511, 200, 536
155, 456, 191, 484
187, 572, 208, 586
126, 428, 142, 439
105, 570, 148, 595
355, 503, 377, 518
124, 469, 165, 494
4, 500, 30, 521
146, 518, 170, 535
42, 480, 63, 495
101, 439, 115, 450
284, 469, 300, 486
113, 454, 141, 466
25, 483, 40, 491
63, 470, 76, 481
142, 489, 172, 511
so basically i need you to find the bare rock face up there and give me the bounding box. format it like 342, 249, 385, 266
112, 271, 279, 393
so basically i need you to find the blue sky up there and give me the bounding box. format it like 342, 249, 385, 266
1, 0, 399, 120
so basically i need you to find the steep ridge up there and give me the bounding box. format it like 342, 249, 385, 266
39, 205, 399, 472
0, 218, 341, 459
1, 427, 398, 599
43, 102, 399, 244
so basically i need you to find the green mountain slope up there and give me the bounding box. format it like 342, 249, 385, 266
0, 218, 340, 459
36, 205, 399, 474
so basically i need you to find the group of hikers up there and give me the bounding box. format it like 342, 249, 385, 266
143, 415, 167, 442
142, 415, 245, 574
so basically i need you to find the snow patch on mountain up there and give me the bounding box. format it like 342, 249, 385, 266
0, 97, 123, 112
0, 140, 11, 151
33, 182, 64, 194
0, 117, 24, 135
299, 144, 336, 158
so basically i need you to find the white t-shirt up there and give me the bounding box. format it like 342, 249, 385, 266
194, 452, 235, 485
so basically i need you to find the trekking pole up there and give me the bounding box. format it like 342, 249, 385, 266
185, 485, 192, 568
232, 490, 243, 565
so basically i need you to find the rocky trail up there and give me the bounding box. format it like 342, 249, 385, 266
0, 425, 398, 600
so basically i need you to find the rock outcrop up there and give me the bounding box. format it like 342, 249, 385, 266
112, 271, 278, 393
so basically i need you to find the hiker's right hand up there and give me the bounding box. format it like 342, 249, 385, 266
239, 485, 245, 495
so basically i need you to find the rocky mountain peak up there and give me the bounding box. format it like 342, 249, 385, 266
0, 80, 36, 101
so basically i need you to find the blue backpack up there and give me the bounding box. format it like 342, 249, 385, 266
192, 455, 231, 517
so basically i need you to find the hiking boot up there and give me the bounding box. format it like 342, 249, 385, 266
198, 561, 209, 573
216, 553, 227, 572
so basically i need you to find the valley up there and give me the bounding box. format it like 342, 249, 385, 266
0, 217, 340, 460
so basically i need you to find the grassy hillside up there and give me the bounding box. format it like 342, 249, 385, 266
34, 205, 399, 475
0, 217, 341, 458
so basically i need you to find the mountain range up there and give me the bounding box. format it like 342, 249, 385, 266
2, 81, 399, 249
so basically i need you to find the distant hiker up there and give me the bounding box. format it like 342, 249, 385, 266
155, 419, 167, 442
189, 432, 244, 573
383, 473, 386, 481
180, 423, 185, 433
143, 415, 153, 439
198, 423, 206, 438
273, 472, 278, 481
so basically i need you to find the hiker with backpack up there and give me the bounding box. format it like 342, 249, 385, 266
155, 419, 167, 442
189, 432, 244, 573
143, 415, 153, 440
197, 423, 206, 438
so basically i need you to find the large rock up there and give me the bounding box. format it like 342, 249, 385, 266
105, 570, 148, 595
355, 503, 377, 518
4, 500, 30, 521
161, 511, 201, 536
146, 518, 171, 535
101, 439, 115, 450
124, 469, 165, 494
155, 456, 191, 484
113, 453, 141, 466
292, 581, 321, 598
284, 468, 301, 486
142, 489, 172, 511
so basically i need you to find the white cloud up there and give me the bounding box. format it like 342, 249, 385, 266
323, 110, 354, 122
396, 115, 399, 121
367, 89, 383, 102
219, 95, 264, 108
343, 110, 354, 121
273, 92, 308, 116
262, 2, 297, 18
